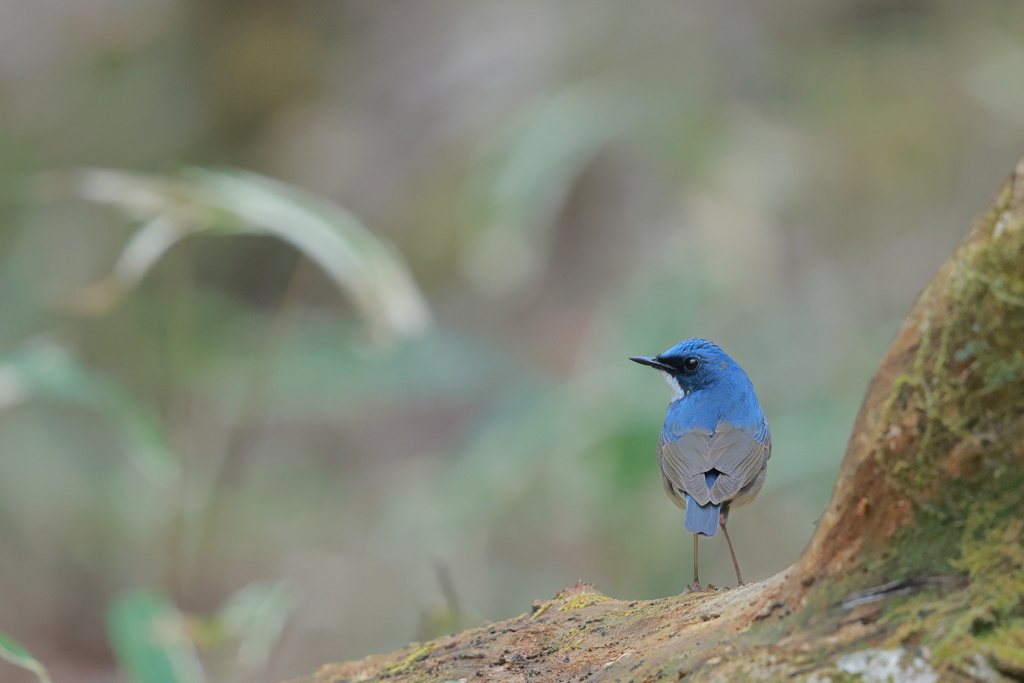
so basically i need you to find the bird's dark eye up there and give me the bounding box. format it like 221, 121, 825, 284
682, 357, 700, 372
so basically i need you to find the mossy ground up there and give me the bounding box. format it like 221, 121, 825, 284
862, 172, 1024, 678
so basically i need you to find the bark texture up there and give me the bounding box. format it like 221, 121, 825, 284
290, 157, 1024, 682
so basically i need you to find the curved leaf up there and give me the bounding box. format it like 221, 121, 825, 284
42, 167, 431, 343
0, 631, 51, 683
0, 340, 176, 483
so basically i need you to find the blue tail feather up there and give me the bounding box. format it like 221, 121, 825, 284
684, 472, 721, 537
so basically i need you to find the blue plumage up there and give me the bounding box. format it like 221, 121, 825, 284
684, 472, 721, 536
631, 338, 772, 590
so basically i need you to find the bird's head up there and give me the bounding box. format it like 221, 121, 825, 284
630, 338, 742, 402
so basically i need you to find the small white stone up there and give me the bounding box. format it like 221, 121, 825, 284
836, 647, 938, 683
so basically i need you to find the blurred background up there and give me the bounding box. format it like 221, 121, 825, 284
1, 1, 1023, 681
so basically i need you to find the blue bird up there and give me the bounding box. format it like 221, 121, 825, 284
631, 339, 771, 591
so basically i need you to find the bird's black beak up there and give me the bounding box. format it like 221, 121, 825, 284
630, 355, 673, 372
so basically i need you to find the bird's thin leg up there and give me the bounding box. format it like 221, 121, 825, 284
687, 533, 703, 592
720, 517, 745, 586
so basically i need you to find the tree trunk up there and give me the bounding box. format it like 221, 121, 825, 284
291, 157, 1024, 682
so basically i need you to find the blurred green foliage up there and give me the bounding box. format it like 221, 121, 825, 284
1, 1, 1024, 682
108, 592, 204, 683
0, 631, 51, 683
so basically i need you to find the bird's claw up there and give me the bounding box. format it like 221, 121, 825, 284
685, 582, 720, 593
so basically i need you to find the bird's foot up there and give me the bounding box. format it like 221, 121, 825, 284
684, 581, 703, 593
715, 583, 746, 592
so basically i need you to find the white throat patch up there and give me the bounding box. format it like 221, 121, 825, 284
660, 370, 686, 402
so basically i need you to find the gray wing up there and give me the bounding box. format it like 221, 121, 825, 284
657, 426, 715, 506
657, 421, 771, 506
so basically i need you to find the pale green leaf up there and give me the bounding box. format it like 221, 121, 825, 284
0, 340, 177, 483
0, 631, 52, 683
107, 591, 206, 683
218, 580, 300, 670
43, 167, 431, 343
461, 80, 646, 294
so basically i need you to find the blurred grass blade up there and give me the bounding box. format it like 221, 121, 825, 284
461, 81, 644, 294
0, 631, 52, 683
0, 340, 176, 483
108, 591, 206, 683
218, 580, 300, 671
42, 167, 431, 343
69, 214, 183, 316
194, 169, 431, 341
